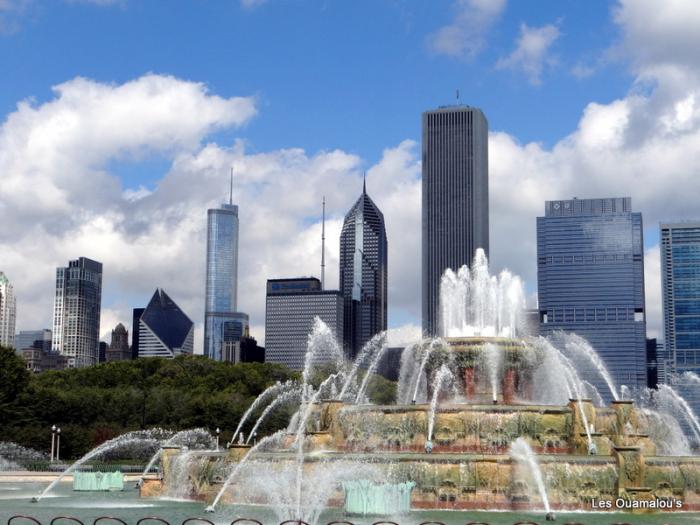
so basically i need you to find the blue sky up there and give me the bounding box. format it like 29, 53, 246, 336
2, 0, 629, 166
2, 0, 699, 346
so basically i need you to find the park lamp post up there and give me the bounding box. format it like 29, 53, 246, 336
50, 425, 56, 462
253, 431, 257, 446
215, 427, 220, 450
56, 428, 61, 462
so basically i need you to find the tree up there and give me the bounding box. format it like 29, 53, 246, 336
0, 346, 30, 422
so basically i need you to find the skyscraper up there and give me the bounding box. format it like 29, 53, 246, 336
265, 277, 344, 370
422, 106, 489, 335
0, 272, 16, 348
339, 181, 388, 358
537, 197, 647, 393
137, 288, 194, 358
660, 222, 700, 413
52, 257, 103, 368
204, 180, 247, 361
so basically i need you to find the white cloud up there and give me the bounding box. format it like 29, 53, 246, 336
614, 0, 700, 76
427, 0, 506, 59
0, 75, 425, 352
496, 22, 560, 85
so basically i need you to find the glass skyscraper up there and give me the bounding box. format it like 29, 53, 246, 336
52, 257, 103, 368
422, 106, 489, 336
339, 181, 388, 359
660, 222, 700, 414
204, 198, 245, 361
537, 197, 647, 393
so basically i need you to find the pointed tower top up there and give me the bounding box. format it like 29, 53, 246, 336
229, 167, 233, 205
362, 172, 367, 194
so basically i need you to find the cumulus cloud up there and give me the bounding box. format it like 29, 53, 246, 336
614, 0, 700, 75
496, 22, 560, 85
0, 74, 256, 348
427, 0, 506, 59
0, 74, 425, 352
484, 0, 700, 338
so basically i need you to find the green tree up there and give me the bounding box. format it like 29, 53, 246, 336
0, 346, 30, 423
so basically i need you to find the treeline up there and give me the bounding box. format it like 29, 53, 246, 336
0, 346, 396, 460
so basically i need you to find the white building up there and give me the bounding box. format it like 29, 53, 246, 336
0, 272, 17, 348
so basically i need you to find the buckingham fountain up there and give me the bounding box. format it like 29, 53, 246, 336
136, 250, 700, 522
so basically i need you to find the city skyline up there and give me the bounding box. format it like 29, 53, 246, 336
1, 1, 700, 352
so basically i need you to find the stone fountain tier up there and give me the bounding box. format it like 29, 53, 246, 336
148, 447, 700, 512
146, 396, 700, 512
425, 337, 539, 404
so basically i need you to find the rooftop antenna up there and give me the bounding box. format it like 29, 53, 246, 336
321, 196, 326, 290
229, 167, 233, 205
456, 89, 460, 103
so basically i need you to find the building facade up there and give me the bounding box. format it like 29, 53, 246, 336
339, 182, 388, 359
22, 347, 68, 373
52, 257, 103, 368
0, 272, 17, 348
660, 222, 700, 415
422, 106, 489, 335
204, 199, 246, 361
537, 197, 647, 393
265, 277, 344, 370
106, 323, 131, 362
15, 329, 52, 353
137, 289, 194, 358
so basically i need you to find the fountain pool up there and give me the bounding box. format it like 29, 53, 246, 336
0, 481, 698, 524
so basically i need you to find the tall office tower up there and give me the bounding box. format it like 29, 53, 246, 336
265, 277, 344, 370
537, 197, 647, 394
339, 181, 388, 358
106, 323, 131, 362
131, 307, 145, 359
422, 106, 489, 335
137, 289, 194, 358
15, 329, 52, 352
52, 257, 103, 368
204, 187, 248, 361
0, 272, 16, 348
660, 222, 700, 416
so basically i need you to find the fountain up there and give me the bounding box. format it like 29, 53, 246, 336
144, 249, 700, 521
510, 437, 554, 520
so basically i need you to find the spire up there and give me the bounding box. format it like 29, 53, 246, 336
362, 172, 366, 194
321, 196, 326, 291
229, 167, 233, 205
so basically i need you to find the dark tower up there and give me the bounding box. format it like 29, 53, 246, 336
422, 106, 489, 335
339, 179, 388, 359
